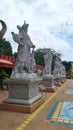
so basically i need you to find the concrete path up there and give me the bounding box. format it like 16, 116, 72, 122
0, 80, 73, 130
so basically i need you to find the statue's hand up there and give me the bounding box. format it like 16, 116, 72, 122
17, 25, 22, 31
11, 32, 20, 44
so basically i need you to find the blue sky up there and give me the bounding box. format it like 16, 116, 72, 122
0, 0, 73, 61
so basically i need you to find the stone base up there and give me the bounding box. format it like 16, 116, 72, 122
54, 77, 61, 86
5, 78, 41, 105
4, 94, 41, 105
39, 86, 57, 92
41, 74, 57, 92
0, 97, 44, 113
55, 83, 62, 87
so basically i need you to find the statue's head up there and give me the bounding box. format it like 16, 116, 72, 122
21, 21, 29, 33
43, 48, 51, 55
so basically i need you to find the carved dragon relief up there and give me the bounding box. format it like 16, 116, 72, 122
0, 19, 7, 38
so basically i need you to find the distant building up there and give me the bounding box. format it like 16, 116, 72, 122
0, 54, 44, 72
0, 54, 15, 68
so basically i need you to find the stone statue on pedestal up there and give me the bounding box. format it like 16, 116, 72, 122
4, 21, 42, 108
42, 48, 56, 92
53, 54, 66, 84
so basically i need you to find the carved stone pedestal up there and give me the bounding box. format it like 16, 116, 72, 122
54, 76, 62, 87
41, 74, 57, 92
60, 77, 66, 83
3, 74, 44, 113
4, 78, 41, 105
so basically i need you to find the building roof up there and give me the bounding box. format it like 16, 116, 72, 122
0, 54, 15, 68
36, 64, 44, 71
0, 54, 44, 71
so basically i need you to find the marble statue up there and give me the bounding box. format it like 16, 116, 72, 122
11, 21, 36, 79
30, 47, 36, 73
43, 48, 52, 74
53, 54, 66, 84
61, 64, 66, 77
53, 54, 62, 77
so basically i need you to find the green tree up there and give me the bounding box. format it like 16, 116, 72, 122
62, 61, 72, 78
62, 61, 72, 72
34, 49, 45, 66
0, 38, 12, 56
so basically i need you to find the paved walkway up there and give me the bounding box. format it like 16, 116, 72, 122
0, 79, 73, 130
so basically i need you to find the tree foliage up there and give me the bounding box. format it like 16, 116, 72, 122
34, 49, 45, 66
62, 61, 72, 78
62, 61, 72, 72
0, 38, 12, 56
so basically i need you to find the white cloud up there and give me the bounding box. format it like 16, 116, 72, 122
0, 0, 73, 61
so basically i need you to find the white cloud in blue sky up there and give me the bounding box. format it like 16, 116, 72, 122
0, 0, 73, 61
